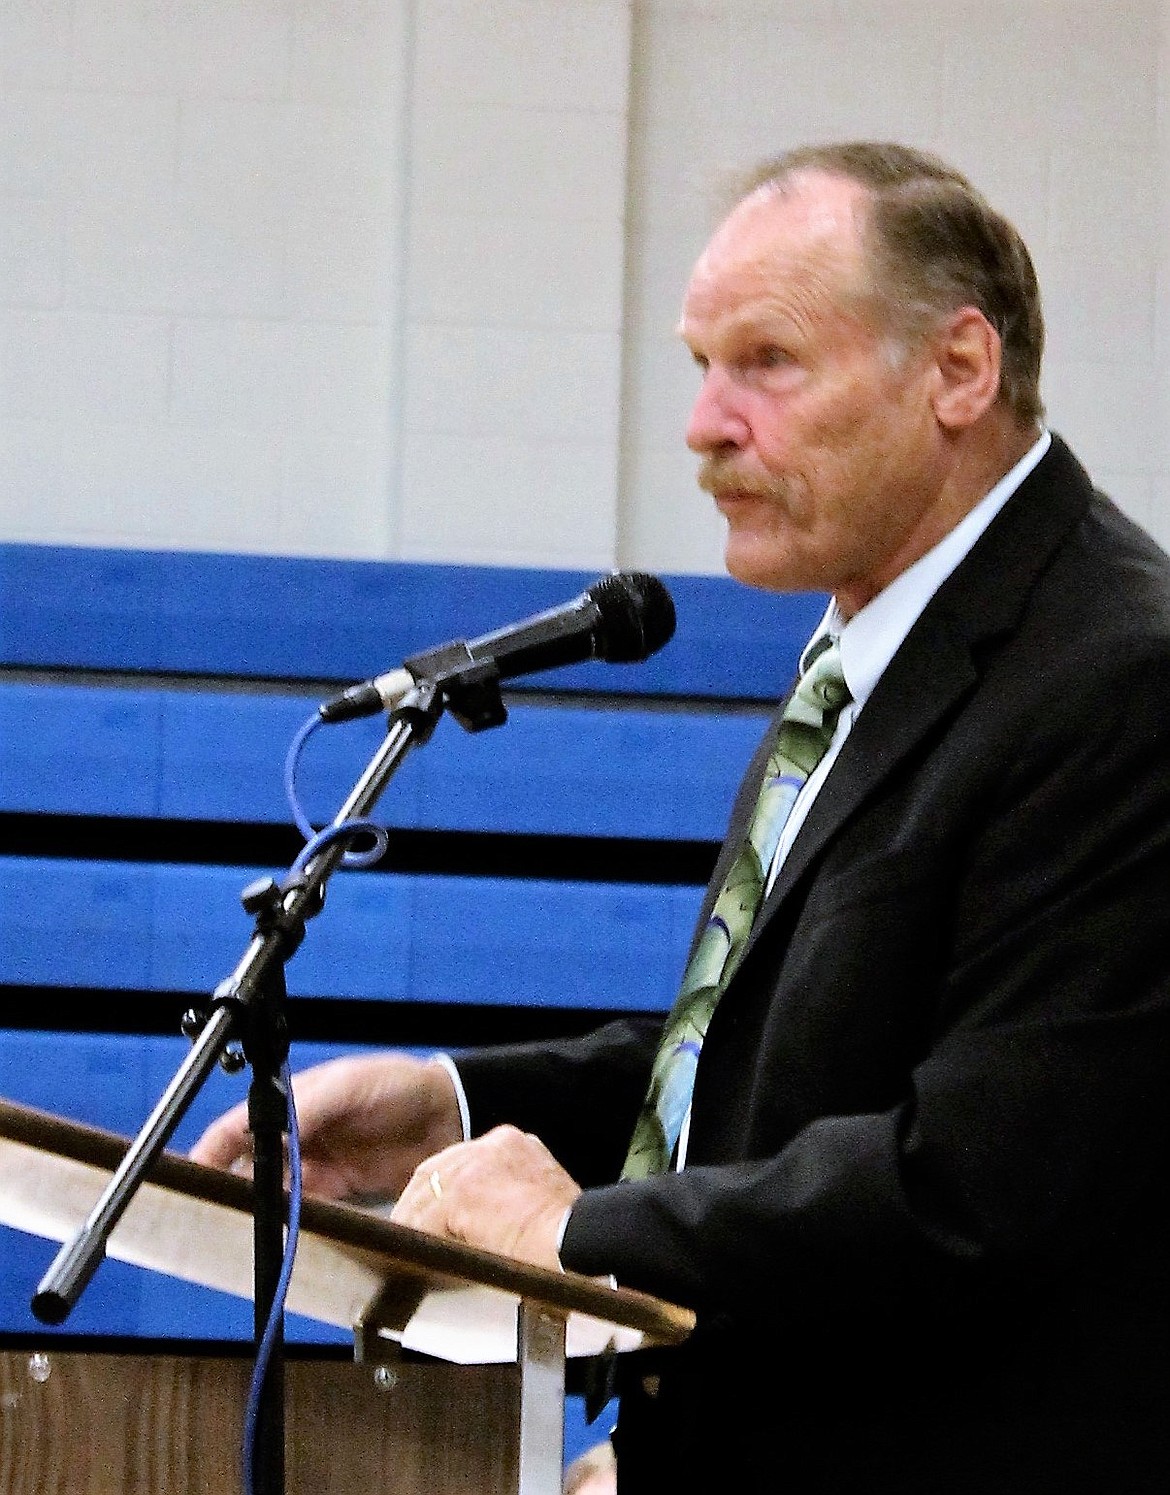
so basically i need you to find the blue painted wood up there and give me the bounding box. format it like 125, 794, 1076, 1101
0, 685, 165, 817
1, 681, 767, 840
0, 857, 702, 1008
0, 543, 826, 700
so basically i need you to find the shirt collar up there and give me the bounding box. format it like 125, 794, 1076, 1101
801, 429, 1051, 710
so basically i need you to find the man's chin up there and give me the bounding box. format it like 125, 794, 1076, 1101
723, 540, 811, 595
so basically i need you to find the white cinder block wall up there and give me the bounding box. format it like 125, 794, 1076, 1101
1, 0, 1168, 574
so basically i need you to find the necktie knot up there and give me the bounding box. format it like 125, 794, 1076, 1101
802, 642, 849, 708
782, 639, 850, 731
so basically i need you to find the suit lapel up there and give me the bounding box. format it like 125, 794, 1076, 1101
760, 618, 976, 915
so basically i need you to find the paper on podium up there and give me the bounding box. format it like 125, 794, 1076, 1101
0, 1097, 692, 1365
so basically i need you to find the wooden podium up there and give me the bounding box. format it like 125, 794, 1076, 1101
0, 1098, 693, 1494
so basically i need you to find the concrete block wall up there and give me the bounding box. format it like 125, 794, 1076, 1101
1, 0, 1168, 573
397, 0, 631, 567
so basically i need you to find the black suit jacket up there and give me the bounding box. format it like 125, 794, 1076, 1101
458, 436, 1170, 1492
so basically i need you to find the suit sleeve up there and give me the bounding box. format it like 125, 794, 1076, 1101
454, 1017, 663, 1187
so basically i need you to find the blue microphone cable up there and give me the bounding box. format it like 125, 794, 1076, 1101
284, 710, 389, 870
242, 1059, 301, 1495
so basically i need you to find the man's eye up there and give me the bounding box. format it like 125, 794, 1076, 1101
753, 346, 790, 369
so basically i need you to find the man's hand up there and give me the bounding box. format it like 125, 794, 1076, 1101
392, 1125, 581, 1271
189, 1052, 464, 1202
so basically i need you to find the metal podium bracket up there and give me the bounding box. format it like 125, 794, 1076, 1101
352, 1277, 428, 1364
516, 1301, 567, 1495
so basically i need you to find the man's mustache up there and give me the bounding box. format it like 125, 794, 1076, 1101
696, 458, 781, 500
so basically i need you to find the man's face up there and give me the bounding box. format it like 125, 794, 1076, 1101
681, 172, 949, 615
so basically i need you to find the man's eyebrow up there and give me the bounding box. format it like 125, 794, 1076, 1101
679, 301, 792, 353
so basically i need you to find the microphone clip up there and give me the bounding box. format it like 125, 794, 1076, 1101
396, 651, 507, 734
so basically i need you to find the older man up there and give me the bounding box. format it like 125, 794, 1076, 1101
195, 144, 1170, 1492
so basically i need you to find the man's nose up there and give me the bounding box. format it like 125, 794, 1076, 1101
685, 368, 750, 454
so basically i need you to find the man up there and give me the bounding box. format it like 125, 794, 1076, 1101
194, 143, 1170, 1491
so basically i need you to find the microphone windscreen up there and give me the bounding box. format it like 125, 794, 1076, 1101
587, 572, 676, 663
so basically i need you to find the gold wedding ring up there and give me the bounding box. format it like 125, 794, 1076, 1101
428, 1170, 443, 1201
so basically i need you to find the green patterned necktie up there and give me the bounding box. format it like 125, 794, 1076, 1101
622, 639, 851, 1179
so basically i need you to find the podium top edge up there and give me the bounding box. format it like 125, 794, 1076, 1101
0, 1096, 694, 1349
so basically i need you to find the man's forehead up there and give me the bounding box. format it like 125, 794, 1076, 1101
701, 173, 864, 276
681, 172, 868, 325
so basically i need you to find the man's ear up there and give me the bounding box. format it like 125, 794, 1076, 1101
929, 306, 1002, 431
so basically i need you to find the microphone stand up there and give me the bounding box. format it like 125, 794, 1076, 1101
31, 662, 509, 1495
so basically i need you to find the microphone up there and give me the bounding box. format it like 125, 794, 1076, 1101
318, 571, 676, 723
